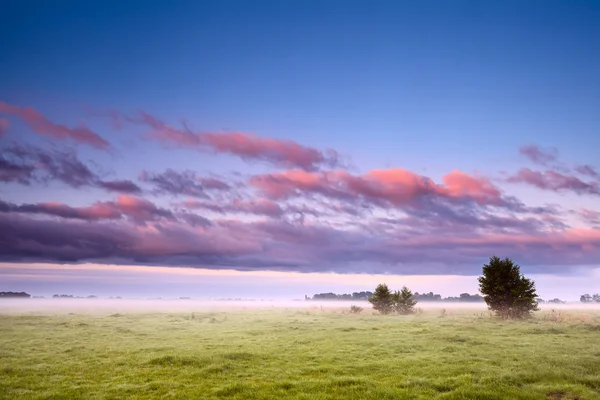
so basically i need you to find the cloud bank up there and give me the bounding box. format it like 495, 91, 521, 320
1, 102, 599, 275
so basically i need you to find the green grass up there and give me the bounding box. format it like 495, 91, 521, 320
1, 306, 600, 399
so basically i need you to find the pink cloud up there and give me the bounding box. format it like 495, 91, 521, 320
199, 131, 340, 170
0, 101, 110, 149
506, 168, 600, 196
249, 168, 507, 209
441, 170, 503, 206
116, 111, 341, 170
113, 195, 174, 223
0, 118, 9, 136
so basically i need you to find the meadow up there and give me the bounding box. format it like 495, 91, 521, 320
1, 301, 600, 400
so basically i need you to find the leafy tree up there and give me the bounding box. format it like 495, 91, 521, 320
580, 294, 592, 303
368, 284, 394, 315
478, 256, 539, 319
593, 294, 600, 303
393, 286, 418, 315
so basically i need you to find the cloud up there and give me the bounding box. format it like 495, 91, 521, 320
182, 198, 284, 218
97, 179, 142, 194
249, 168, 511, 210
0, 118, 9, 136
0, 195, 174, 224
1, 143, 139, 194
578, 209, 600, 226
0, 157, 35, 184
0, 199, 122, 221
177, 211, 212, 227
112, 195, 175, 223
576, 165, 599, 179
116, 111, 342, 170
519, 145, 559, 167
139, 169, 229, 198
0, 101, 110, 149
506, 168, 600, 196
0, 211, 597, 274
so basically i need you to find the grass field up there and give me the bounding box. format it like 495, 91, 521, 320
1, 302, 600, 399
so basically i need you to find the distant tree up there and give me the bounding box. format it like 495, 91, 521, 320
580, 294, 592, 303
478, 256, 539, 319
536, 298, 546, 304
368, 284, 394, 315
548, 298, 565, 304
593, 294, 600, 303
393, 286, 418, 315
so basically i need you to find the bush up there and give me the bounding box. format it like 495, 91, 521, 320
349, 305, 363, 314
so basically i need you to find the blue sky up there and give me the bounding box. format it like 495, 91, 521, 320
1, 0, 599, 299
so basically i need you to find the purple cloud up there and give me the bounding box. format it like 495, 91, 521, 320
519, 145, 559, 167
97, 179, 142, 194
576, 165, 599, 179
140, 169, 230, 198
506, 168, 600, 196
1, 143, 139, 194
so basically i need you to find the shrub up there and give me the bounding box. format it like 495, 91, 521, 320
349, 305, 363, 314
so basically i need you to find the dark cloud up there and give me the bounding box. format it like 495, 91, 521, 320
0, 196, 174, 224
1, 143, 140, 194
1, 205, 597, 275
506, 168, 600, 196
0, 157, 35, 184
97, 179, 142, 194
139, 169, 230, 198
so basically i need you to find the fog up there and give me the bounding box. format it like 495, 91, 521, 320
2, 298, 600, 315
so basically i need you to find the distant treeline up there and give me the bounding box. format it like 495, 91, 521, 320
307, 291, 374, 301
306, 291, 485, 302
0, 291, 31, 298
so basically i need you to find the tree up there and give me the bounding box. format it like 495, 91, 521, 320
580, 294, 592, 303
368, 284, 394, 315
478, 256, 539, 319
393, 286, 418, 315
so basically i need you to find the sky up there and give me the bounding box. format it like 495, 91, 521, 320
1, 0, 599, 300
